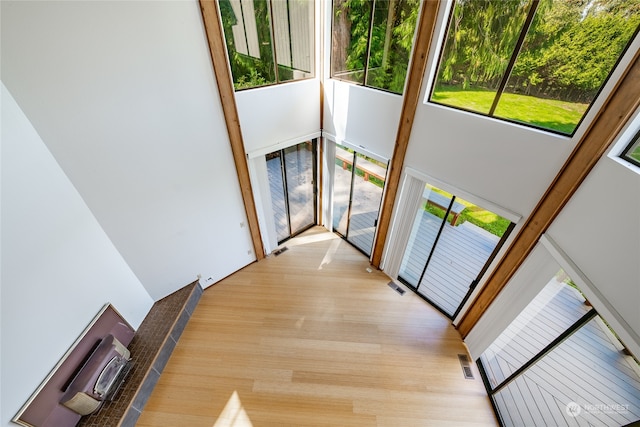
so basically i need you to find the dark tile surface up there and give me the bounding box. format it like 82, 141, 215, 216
170, 309, 191, 343
77, 281, 201, 427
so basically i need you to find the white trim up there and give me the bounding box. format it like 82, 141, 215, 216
247, 131, 321, 159
607, 104, 640, 174
404, 167, 522, 223
322, 132, 389, 164
247, 156, 278, 255
540, 234, 640, 359
464, 243, 558, 359
381, 173, 425, 277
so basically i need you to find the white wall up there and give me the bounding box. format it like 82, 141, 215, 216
237, 79, 321, 154
547, 113, 640, 346
323, 80, 402, 160
320, 0, 640, 347
405, 106, 572, 216
404, 1, 639, 219
1, 84, 154, 427
237, 79, 321, 253
402, 0, 572, 218
1, 0, 255, 300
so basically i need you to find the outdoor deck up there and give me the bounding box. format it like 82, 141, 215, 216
481, 280, 640, 426
332, 151, 386, 255
267, 147, 315, 243
399, 210, 500, 316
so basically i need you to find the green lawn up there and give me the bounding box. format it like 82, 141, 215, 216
425, 202, 510, 237
424, 187, 511, 237
628, 144, 640, 163
432, 86, 588, 135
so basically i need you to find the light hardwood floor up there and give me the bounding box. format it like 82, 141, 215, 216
137, 227, 498, 426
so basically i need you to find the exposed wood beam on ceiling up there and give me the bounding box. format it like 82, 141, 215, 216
199, 0, 265, 260
457, 48, 640, 337
371, 1, 441, 267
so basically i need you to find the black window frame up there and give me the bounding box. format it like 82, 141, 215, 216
329, 0, 421, 96
621, 128, 640, 168
219, 0, 316, 92
428, 0, 640, 137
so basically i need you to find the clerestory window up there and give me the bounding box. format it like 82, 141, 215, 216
330, 0, 421, 95
219, 0, 314, 91
429, 0, 640, 136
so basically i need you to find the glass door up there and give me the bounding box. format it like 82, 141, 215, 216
266, 140, 317, 244
332, 144, 387, 256
478, 269, 640, 427
398, 182, 514, 318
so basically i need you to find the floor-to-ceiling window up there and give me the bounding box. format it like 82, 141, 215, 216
398, 182, 514, 318
478, 265, 640, 426
267, 140, 317, 244
332, 144, 388, 256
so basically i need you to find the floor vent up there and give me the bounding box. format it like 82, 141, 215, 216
387, 281, 406, 295
458, 354, 474, 379
273, 247, 288, 256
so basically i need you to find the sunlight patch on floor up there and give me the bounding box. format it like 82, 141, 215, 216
319, 237, 342, 270
282, 230, 339, 248
213, 391, 253, 427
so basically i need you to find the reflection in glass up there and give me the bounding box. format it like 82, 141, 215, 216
284, 142, 315, 235
346, 153, 387, 255
332, 145, 353, 236
266, 151, 290, 242
399, 185, 450, 287
267, 141, 316, 244
332, 145, 387, 256
272, 0, 314, 83
220, 0, 314, 90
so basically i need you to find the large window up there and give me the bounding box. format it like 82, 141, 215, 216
266, 141, 317, 244
332, 144, 388, 256
219, 0, 314, 90
398, 182, 514, 318
621, 129, 640, 168
430, 0, 640, 135
331, 0, 420, 94
478, 268, 640, 426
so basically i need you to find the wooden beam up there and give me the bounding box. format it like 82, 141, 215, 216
199, 0, 265, 260
371, 1, 441, 267
457, 48, 640, 337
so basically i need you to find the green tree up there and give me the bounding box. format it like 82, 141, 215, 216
333, 0, 419, 94
438, 0, 532, 89
219, 0, 276, 90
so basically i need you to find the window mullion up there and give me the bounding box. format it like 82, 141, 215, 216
267, 0, 280, 83
363, 0, 376, 87
488, 0, 540, 116
488, 308, 597, 395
